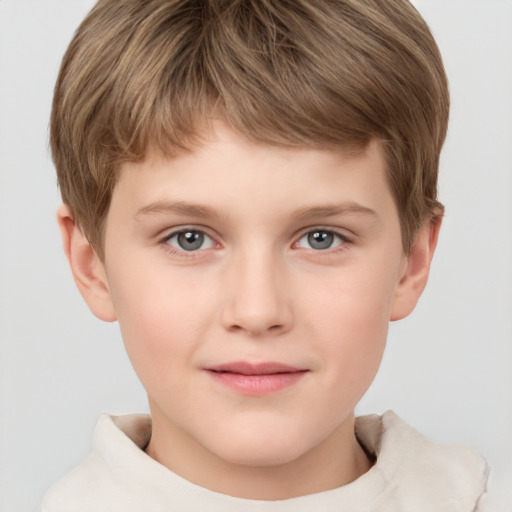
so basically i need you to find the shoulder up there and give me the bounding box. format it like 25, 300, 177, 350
356, 411, 489, 512
42, 413, 155, 512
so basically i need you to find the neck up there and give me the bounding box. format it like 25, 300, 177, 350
145, 409, 373, 500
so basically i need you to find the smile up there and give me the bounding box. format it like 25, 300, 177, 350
204, 362, 309, 395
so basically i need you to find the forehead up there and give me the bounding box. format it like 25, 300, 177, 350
109, 125, 395, 225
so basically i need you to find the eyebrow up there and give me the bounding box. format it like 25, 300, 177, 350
135, 200, 378, 221
135, 201, 222, 221
293, 203, 378, 220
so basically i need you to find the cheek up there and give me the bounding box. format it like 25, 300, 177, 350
107, 265, 214, 382
306, 266, 394, 383
305, 260, 396, 332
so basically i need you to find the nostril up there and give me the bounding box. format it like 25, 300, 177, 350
225, 321, 286, 336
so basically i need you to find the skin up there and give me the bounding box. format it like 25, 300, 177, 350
58, 123, 440, 500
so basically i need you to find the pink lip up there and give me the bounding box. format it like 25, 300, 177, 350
205, 361, 308, 395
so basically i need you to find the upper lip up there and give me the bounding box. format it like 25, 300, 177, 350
206, 361, 306, 375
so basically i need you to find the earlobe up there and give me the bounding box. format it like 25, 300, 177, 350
57, 204, 117, 322
390, 214, 442, 321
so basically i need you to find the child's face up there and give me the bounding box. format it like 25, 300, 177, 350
71, 123, 432, 486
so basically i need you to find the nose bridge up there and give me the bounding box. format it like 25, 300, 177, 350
222, 241, 292, 336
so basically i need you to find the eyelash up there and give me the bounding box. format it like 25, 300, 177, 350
158, 227, 352, 257
294, 228, 351, 253
159, 228, 219, 257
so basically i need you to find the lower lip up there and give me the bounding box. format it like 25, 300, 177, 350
206, 370, 307, 395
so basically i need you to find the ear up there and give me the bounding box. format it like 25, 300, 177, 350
390, 214, 442, 321
57, 203, 117, 322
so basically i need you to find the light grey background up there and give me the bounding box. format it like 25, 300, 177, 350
1, 1, 511, 511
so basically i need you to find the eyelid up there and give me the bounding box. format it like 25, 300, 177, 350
292, 226, 353, 252
294, 226, 353, 242
159, 224, 217, 242
158, 225, 221, 254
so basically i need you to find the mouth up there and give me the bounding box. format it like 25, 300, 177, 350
204, 361, 309, 395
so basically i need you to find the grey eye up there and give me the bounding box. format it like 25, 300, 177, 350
297, 230, 344, 250
167, 230, 214, 251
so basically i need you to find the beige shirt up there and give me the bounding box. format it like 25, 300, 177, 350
42, 411, 489, 511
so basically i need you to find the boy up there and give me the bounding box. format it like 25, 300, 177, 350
43, 0, 489, 510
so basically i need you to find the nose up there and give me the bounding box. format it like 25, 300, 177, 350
221, 249, 293, 337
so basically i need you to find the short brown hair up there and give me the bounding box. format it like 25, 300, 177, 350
51, 0, 449, 258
